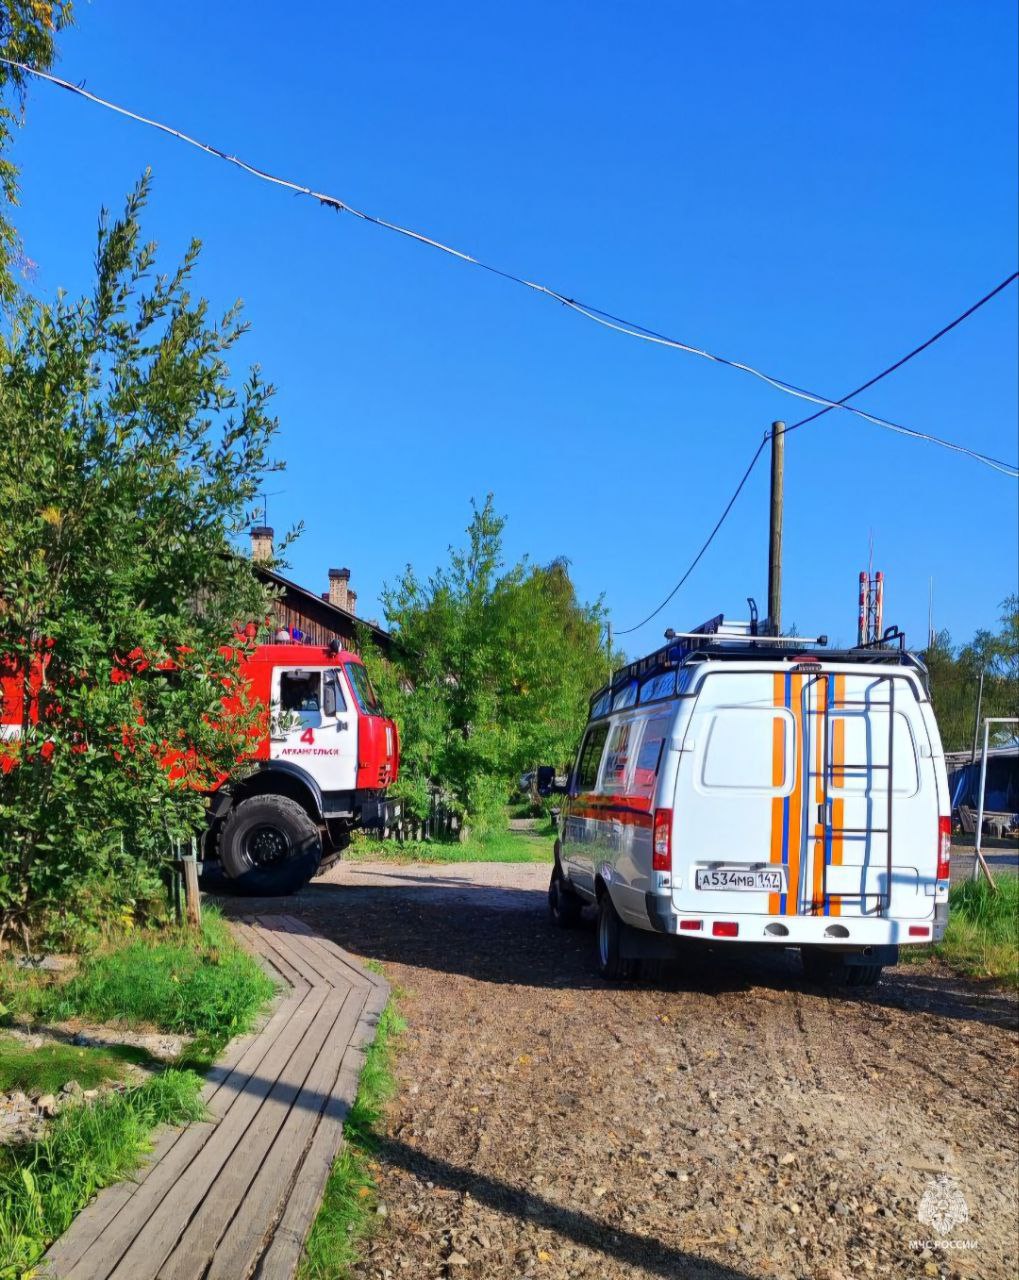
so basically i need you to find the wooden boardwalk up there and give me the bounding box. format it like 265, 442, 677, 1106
43, 914, 388, 1280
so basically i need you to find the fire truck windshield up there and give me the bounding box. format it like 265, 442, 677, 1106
345, 662, 383, 715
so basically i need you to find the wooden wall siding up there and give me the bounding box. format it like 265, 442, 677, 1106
271, 597, 359, 652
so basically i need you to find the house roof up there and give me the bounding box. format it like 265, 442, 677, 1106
253, 564, 392, 650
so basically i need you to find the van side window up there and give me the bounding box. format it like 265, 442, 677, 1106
575, 723, 609, 792
602, 722, 635, 793
631, 714, 672, 797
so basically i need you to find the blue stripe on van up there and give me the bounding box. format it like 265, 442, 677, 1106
780, 671, 791, 914
823, 673, 834, 916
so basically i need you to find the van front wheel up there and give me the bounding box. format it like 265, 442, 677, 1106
596, 895, 638, 981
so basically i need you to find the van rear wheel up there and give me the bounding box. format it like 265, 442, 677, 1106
801, 948, 883, 988
596, 895, 638, 981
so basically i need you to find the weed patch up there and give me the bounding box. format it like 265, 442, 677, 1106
36, 909, 275, 1062
299, 1001, 405, 1279
0, 1070, 205, 1276
348, 827, 553, 865
0, 1038, 149, 1094
931, 876, 1019, 985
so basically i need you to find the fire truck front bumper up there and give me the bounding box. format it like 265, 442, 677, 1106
359, 796, 402, 827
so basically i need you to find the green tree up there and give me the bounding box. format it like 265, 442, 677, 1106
361, 497, 609, 834
0, 176, 281, 941
923, 595, 1018, 751
0, 1, 74, 307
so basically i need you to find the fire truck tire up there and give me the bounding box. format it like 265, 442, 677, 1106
548, 868, 583, 928
801, 948, 884, 988
217, 795, 322, 895
596, 895, 638, 981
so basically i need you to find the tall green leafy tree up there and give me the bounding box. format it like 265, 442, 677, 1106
923, 595, 1018, 751
0, 177, 282, 940
362, 497, 609, 832
0, 1, 74, 307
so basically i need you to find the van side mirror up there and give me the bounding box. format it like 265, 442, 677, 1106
323, 683, 337, 718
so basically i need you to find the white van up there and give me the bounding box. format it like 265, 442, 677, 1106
545, 616, 951, 985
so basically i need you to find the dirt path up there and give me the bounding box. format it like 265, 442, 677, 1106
227, 861, 1018, 1280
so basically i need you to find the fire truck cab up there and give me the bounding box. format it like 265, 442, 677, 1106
204, 642, 400, 895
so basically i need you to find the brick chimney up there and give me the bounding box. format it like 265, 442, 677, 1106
250, 526, 274, 562
328, 567, 350, 611
347, 589, 357, 616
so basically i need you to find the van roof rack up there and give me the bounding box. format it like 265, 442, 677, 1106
591, 616, 926, 716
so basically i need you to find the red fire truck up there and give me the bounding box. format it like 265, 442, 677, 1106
0, 640, 401, 896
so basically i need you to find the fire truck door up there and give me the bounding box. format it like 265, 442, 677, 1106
269, 668, 358, 793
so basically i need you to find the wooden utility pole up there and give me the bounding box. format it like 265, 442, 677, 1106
767, 421, 785, 634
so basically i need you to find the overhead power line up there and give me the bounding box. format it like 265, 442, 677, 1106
616, 279, 1019, 636
615, 434, 769, 636
4, 57, 1017, 477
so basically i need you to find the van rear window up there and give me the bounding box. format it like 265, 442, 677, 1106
701, 708, 793, 793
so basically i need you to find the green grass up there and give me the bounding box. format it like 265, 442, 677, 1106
930, 876, 1019, 986
0, 910, 276, 1274
299, 1001, 405, 1280
31, 909, 276, 1067
0, 1037, 150, 1095
0, 1070, 205, 1277
347, 825, 555, 865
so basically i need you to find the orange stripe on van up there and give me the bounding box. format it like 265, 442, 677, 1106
830, 674, 846, 916
769, 673, 785, 914
811, 677, 826, 914
785, 673, 804, 915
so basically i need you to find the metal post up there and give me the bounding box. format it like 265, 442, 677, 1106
171, 839, 183, 924
972, 719, 991, 883
970, 717, 1017, 888
607, 621, 613, 682
969, 671, 985, 768
767, 422, 785, 635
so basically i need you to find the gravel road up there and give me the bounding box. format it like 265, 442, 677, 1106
231, 860, 1019, 1280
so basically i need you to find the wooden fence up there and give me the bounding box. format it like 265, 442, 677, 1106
362, 793, 461, 843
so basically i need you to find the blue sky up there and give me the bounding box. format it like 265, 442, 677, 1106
12, 0, 1018, 655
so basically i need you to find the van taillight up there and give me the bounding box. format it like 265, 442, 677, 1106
652, 809, 672, 871
937, 816, 951, 880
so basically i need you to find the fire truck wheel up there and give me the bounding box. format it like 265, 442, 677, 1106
596, 894, 638, 981
548, 868, 583, 928
801, 948, 883, 988
218, 795, 322, 895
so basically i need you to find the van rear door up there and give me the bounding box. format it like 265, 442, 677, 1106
820, 672, 936, 921
672, 670, 794, 918
671, 668, 937, 921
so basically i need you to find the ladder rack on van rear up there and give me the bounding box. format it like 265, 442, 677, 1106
592, 615, 928, 718
814, 670, 898, 916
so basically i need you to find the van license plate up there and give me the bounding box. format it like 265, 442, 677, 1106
695, 867, 785, 892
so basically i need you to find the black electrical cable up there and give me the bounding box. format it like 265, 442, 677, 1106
615, 274, 1019, 637
614, 434, 770, 636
